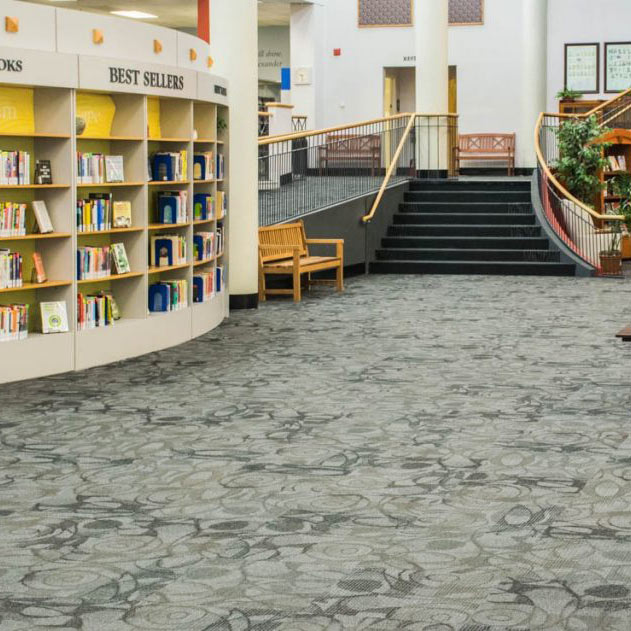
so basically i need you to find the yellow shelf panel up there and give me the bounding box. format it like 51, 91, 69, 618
193, 256, 218, 267
148, 222, 191, 230
192, 218, 215, 225
77, 135, 144, 141
148, 180, 191, 186
0, 184, 69, 189
0, 132, 70, 139
194, 138, 217, 144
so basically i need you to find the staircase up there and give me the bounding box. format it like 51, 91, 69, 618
371, 180, 576, 276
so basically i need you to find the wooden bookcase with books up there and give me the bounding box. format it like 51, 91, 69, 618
0, 61, 230, 383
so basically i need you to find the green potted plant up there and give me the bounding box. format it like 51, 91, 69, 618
556, 88, 584, 103
600, 219, 623, 275
553, 116, 611, 207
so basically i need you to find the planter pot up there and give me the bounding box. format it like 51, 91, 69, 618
600, 252, 623, 275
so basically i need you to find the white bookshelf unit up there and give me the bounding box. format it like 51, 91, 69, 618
0, 42, 229, 384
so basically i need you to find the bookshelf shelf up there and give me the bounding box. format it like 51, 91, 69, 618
0, 280, 72, 294
77, 272, 144, 285
78, 135, 144, 142
148, 137, 192, 143
0, 62, 229, 384
77, 182, 146, 188
148, 180, 191, 186
0, 184, 69, 189
193, 256, 217, 267
78, 227, 145, 236
148, 263, 191, 273
148, 222, 191, 230
0, 232, 72, 241
0, 132, 71, 139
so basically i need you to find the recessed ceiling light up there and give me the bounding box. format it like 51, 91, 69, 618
110, 10, 158, 19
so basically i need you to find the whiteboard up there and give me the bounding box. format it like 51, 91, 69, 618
606, 43, 631, 93
565, 44, 599, 93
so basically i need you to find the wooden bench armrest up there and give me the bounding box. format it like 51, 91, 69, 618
306, 238, 344, 259
260, 244, 302, 251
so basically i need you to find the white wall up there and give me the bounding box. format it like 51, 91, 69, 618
258, 26, 290, 83
306, 0, 533, 166
547, 0, 631, 111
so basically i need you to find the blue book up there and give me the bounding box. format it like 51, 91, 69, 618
193, 155, 207, 181
193, 276, 203, 303
193, 193, 210, 220
158, 196, 177, 224
149, 284, 170, 312
154, 239, 174, 267
216, 266, 223, 293
152, 154, 174, 182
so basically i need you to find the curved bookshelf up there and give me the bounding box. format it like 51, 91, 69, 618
0, 54, 230, 384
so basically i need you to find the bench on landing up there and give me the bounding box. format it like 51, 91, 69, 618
259, 221, 344, 303
454, 133, 516, 176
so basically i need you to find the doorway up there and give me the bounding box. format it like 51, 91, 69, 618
384, 67, 416, 116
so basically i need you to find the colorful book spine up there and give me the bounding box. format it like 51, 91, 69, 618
0, 151, 30, 186
217, 191, 227, 219
0, 250, 23, 288
193, 271, 215, 303
216, 154, 225, 180
76, 153, 106, 185
76, 196, 113, 233
76, 246, 111, 280
149, 280, 188, 312
77, 292, 115, 330
150, 235, 187, 267
0, 303, 28, 342
0, 202, 27, 237
151, 151, 188, 182
193, 232, 215, 261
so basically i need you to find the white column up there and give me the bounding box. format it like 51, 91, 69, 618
210, 0, 259, 304
290, 2, 326, 129
415, 0, 449, 174
520, 0, 548, 170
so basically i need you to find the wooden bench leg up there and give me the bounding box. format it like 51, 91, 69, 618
336, 264, 344, 292
259, 269, 266, 302
293, 267, 301, 302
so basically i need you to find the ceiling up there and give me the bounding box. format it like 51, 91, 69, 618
22, 0, 295, 29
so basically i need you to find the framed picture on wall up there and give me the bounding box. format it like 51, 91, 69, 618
358, 0, 413, 28
565, 43, 600, 94
449, 0, 484, 26
605, 42, 631, 93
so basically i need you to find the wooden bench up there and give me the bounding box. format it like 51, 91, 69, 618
454, 133, 516, 176
616, 326, 631, 342
319, 134, 381, 176
259, 221, 344, 303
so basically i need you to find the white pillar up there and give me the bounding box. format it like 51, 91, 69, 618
415, 0, 449, 174
210, 0, 259, 306
415, 0, 449, 113
520, 0, 548, 170
290, 2, 326, 129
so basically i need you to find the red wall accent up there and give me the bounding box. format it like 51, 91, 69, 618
198, 0, 210, 43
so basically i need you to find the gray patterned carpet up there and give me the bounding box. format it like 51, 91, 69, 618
1, 274, 631, 630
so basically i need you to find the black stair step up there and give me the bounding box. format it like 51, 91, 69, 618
410, 179, 531, 192
376, 248, 560, 263
382, 236, 551, 250
393, 213, 536, 226
370, 260, 575, 276
405, 191, 531, 203
388, 224, 542, 237
400, 202, 532, 214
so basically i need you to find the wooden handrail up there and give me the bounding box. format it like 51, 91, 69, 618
534, 112, 623, 222
362, 114, 417, 224
585, 88, 631, 117
258, 112, 458, 146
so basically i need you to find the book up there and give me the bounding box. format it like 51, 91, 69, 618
0, 202, 27, 237
0, 249, 22, 288
105, 155, 125, 183
149, 280, 188, 312
157, 191, 188, 224
31, 252, 47, 284
0, 150, 30, 185
41, 301, 69, 334
77, 292, 117, 330
111, 242, 131, 275
113, 201, 132, 228
152, 151, 187, 182
34, 159, 52, 185
194, 152, 213, 180
193, 271, 215, 303
77, 246, 111, 280
150, 235, 187, 267
32, 200, 53, 234
0, 303, 28, 342
193, 193, 214, 220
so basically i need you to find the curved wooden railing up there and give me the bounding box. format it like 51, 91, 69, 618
534, 90, 631, 273
362, 114, 416, 223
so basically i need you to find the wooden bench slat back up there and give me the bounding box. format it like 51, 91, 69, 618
459, 133, 515, 153
259, 222, 308, 262
325, 134, 381, 155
